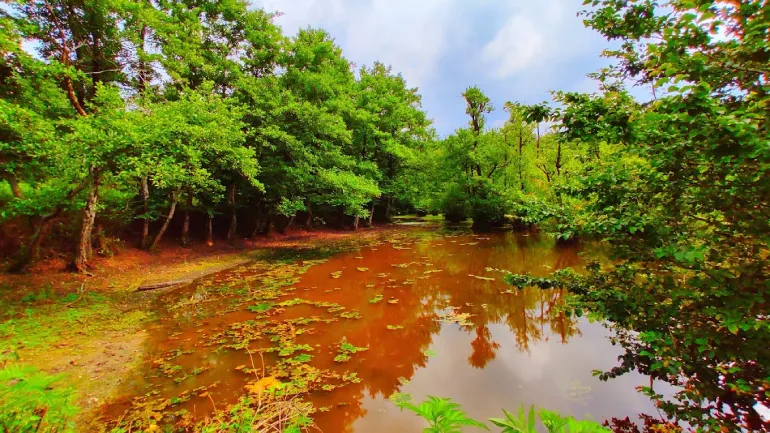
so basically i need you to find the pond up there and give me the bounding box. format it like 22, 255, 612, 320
103, 225, 663, 431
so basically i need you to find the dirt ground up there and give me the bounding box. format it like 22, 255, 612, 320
0, 225, 402, 428
0, 226, 397, 297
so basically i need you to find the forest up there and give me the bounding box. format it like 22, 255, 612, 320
1, 0, 768, 432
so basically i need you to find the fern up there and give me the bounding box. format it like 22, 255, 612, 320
397, 396, 488, 433
0, 363, 77, 432
489, 405, 609, 433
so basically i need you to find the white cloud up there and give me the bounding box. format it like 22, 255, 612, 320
251, 0, 465, 89
481, 0, 601, 79
482, 16, 545, 77
248, 0, 609, 134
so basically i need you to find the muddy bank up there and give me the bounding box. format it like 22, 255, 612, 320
0, 226, 399, 297
0, 225, 407, 429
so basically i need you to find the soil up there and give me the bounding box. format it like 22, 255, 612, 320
0, 226, 395, 298
0, 225, 400, 429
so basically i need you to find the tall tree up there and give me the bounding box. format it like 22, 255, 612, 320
510, 1, 770, 430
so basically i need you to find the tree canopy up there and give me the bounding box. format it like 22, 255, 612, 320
1, 0, 768, 431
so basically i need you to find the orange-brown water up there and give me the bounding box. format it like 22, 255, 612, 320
104, 226, 662, 431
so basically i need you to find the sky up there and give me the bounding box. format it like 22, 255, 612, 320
251, 0, 616, 136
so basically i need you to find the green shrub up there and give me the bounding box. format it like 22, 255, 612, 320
396, 395, 610, 433
0, 359, 77, 433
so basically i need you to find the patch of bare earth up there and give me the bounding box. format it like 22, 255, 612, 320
0, 225, 404, 428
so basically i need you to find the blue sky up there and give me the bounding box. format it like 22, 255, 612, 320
252, 0, 619, 136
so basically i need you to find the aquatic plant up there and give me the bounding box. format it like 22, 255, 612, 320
334, 342, 368, 363
195, 395, 314, 433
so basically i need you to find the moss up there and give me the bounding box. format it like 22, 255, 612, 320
0, 292, 152, 351
0, 226, 410, 431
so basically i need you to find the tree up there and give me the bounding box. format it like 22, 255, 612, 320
521, 102, 551, 151
509, 1, 770, 430
138, 85, 258, 248
5, 0, 136, 272
354, 62, 430, 221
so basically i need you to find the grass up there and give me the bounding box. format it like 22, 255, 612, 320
0, 291, 151, 351
0, 225, 417, 431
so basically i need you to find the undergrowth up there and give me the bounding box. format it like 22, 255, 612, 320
396, 395, 611, 433
0, 351, 78, 433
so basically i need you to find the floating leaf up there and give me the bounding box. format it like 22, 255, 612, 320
389, 391, 413, 405
334, 353, 351, 363
248, 303, 274, 313
245, 376, 282, 395
339, 311, 361, 319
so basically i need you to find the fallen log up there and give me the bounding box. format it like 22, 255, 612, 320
136, 279, 193, 292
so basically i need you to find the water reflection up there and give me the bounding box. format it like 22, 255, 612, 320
104, 229, 660, 432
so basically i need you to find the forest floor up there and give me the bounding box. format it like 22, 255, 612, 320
0, 225, 403, 427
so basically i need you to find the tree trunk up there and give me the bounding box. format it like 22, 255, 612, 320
278, 215, 295, 234
3, 172, 23, 199
9, 178, 91, 272
261, 214, 272, 236
226, 183, 237, 242
138, 25, 148, 93
251, 203, 265, 237
181, 189, 192, 246
518, 134, 525, 192
367, 201, 375, 227
385, 197, 393, 222
10, 217, 53, 273
140, 177, 150, 249
206, 214, 214, 247
72, 173, 100, 272
151, 191, 177, 250
95, 223, 107, 255
353, 215, 359, 231
304, 200, 313, 226
555, 142, 562, 176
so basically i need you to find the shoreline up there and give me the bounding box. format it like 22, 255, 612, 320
0, 225, 408, 428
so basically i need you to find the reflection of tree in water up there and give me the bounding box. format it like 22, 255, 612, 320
469, 325, 501, 368
414, 233, 583, 356
311, 231, 587, 431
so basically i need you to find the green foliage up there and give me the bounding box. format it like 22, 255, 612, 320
489, 406, 608, 433
504, 1, 770, 430
0, 360, 77, 433
0, 0, 432, 268
3, 1, 769, 431
396, 397, 609, 433
397, 396, 488, 433
333, 341, 368, 363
